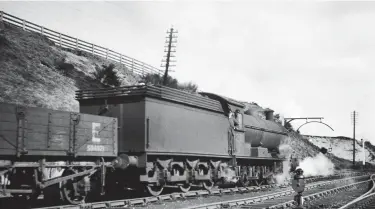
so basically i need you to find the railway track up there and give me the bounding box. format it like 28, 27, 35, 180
303, 183, 371, 208
26, 172, 367, 209
239, 176, 373, 209
329, 173, 375, 209
179, 174, 372, 209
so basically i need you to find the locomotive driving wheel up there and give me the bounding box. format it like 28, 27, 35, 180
60, 169, 87, 205
178, 183, 191, 193
239, 173, 250, 187
146, 184, 164, 196
202, 180, 214, 191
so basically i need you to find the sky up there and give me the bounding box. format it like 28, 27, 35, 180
1, 1, 374, 142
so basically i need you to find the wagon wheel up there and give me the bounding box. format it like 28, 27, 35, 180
179, 183, 191, 193
146, 184, 164, 196
60, 169, 86, 205
202, 180, 214, 191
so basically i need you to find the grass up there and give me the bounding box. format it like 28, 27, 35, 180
0, 23, 139, 112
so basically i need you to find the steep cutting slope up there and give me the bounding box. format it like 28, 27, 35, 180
303, 135, 375, 164
0, 23, 140, 112
280, 132, 356, 169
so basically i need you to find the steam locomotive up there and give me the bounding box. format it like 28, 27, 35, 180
0, 85, 288, 204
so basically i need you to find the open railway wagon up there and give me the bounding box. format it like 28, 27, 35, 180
0, 102, 118, 204
76, 84, 289, 197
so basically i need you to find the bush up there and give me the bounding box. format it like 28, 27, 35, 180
177, 81, 198, 93
320, 147, 328, 154
54, 57, 74, 76
93, 63, 121, 87
141, 73, 198, 93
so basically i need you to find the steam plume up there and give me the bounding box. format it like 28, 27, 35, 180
298, 153, 335, 177
274, 138, 336, 185
274, 143, 294, 185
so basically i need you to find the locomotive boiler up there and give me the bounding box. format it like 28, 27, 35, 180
0, 84, 288, 204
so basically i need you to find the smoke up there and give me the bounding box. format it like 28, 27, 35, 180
275, 159, 292, 185
273, 139, 336, 185
298, 153, 335, 177
221, 167, 239, 184
274, 143, 294, 185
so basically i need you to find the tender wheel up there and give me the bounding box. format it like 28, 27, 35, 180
60, 170, 86, 205
146, 184, 164, 196
202, 180, 214, 191
178, 183, 191, 193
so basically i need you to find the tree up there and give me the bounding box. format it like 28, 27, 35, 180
284, 121, 294, 131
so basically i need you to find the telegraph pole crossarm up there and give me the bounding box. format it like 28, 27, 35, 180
284, 117, 324, 124
283, 117, 334, 132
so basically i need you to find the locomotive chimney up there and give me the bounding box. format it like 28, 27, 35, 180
264, 108, 274, 121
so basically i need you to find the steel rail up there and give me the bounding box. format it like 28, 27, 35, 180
266, 176, 373, 209
30, 173, 365, 209
337, 174, 375, 209
170, 174, 371, 209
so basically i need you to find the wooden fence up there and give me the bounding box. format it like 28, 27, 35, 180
0, 11, 162, 77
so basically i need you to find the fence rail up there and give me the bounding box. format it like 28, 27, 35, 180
0, 11, 162, 77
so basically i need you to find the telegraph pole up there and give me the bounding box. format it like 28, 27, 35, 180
161, 26, 178, 85
351, 111, 358, 165
362, 138, 365, 166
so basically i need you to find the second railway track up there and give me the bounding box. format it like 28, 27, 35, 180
179, 173, 372, 209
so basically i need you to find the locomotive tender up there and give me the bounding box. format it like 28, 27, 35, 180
0, 84, 288, 204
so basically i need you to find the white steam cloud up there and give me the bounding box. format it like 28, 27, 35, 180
274, 140, 336, 185
275, 143, 294, 185
299, 153, 335, 177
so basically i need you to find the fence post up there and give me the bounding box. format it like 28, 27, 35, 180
131, 59, 134, 72
41, 26, 44, 36
22, 19, 25, 31
120, 55, 122, 65
75, 38, 78, 50
0, 11, 4, 30
59, 33, 62, 48
92, 44, 94, 55
106, 48, 108, 59
142, 63, 145, 77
